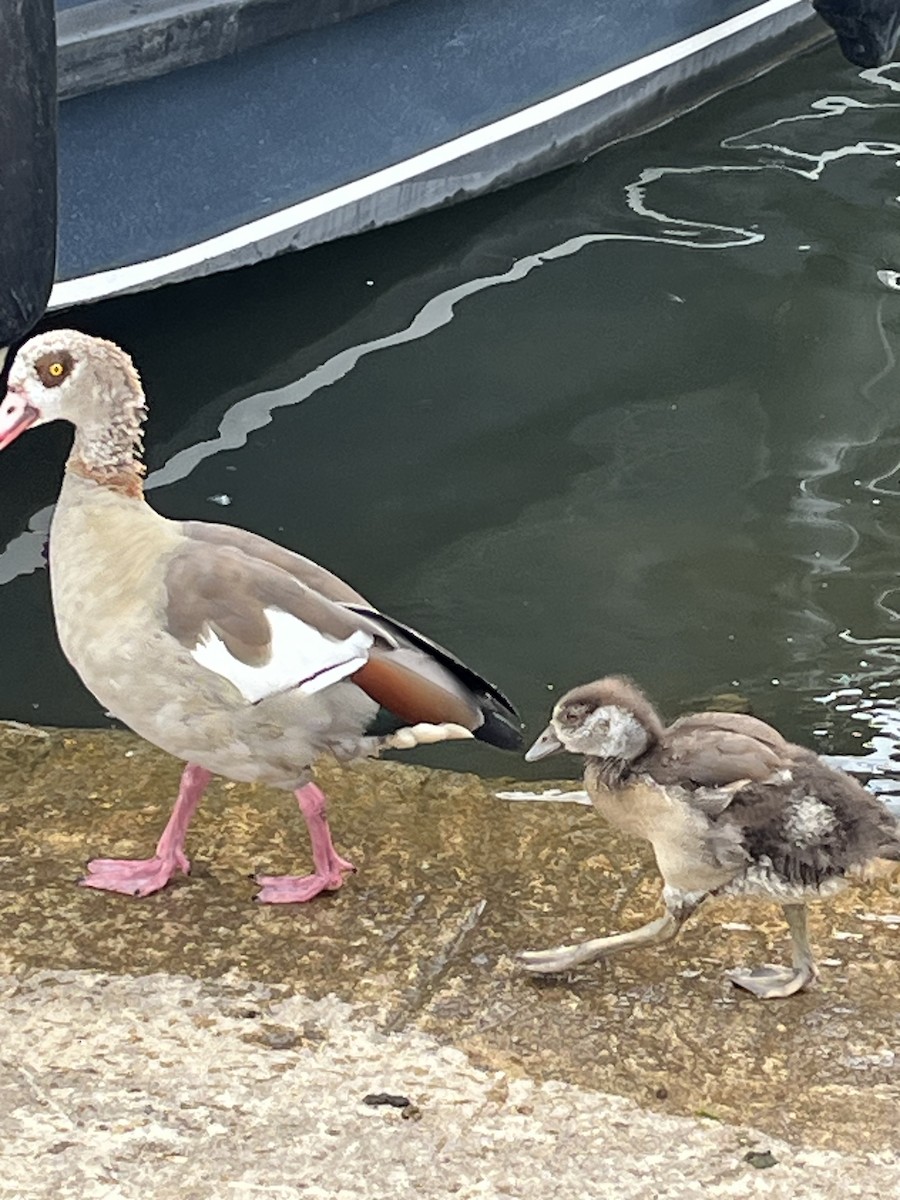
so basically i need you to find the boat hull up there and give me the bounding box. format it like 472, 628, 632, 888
52, 0, 825, 309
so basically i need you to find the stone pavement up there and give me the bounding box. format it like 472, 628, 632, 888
0, 723, 898, 1198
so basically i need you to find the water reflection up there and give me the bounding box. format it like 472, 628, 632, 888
3, 44, 900, 787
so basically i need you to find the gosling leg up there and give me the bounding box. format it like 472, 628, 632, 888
518, 888, 704, 975
728, 903, 818, 999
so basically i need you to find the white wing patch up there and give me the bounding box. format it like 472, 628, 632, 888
191, 607, 373, 703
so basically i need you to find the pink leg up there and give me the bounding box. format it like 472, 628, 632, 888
254, 782, 356, 903
80, 764, 212, 897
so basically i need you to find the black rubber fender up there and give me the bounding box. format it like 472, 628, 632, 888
813, 0, 900, 67
0, 0, 57, 353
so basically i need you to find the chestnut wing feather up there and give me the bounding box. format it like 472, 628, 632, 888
344, 606, 518, 719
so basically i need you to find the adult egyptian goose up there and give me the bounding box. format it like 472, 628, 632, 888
0, 330, 521, 902
520, 676, 900, 998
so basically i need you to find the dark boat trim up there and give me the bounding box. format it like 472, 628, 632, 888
49, 0, 824, 311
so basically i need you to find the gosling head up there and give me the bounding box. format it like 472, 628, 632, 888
525, 676, 663, 764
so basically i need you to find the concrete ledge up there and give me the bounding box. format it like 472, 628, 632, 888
57, 0, 403, 99
3, 968, 899, 1198
2, 721, 899, 1154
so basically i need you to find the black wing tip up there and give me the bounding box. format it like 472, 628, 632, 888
475, 707, 525, 752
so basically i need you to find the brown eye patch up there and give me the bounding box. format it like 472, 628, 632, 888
35, 350, 74, 388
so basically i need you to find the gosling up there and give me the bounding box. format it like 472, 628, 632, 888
520, 676, 900, 998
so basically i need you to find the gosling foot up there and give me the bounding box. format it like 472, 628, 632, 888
727, 962, 817, 999
517, 942, 600, 974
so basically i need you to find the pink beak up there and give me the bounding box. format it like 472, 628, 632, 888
0, 388, 39, 450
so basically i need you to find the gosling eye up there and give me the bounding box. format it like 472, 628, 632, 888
559, 703, 592, 727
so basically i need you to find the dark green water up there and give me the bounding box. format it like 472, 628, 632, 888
4, 43, 900, 785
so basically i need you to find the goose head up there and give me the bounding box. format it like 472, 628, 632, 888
0, 329, 145, 451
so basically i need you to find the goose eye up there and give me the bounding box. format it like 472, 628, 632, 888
35, 353, 73, 387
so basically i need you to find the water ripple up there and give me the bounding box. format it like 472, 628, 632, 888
4, 59, 900, 617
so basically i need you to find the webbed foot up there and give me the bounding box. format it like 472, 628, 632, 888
80, 851, 188, 897
727, 963, 816, 999
254, 858, 355, 904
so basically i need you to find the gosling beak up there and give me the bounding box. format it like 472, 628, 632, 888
0, 388, 39, 450
524, 724, 565, 762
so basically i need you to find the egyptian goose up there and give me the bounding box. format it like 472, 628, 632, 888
520, 676, 899, 998
0, 330, 521, 902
